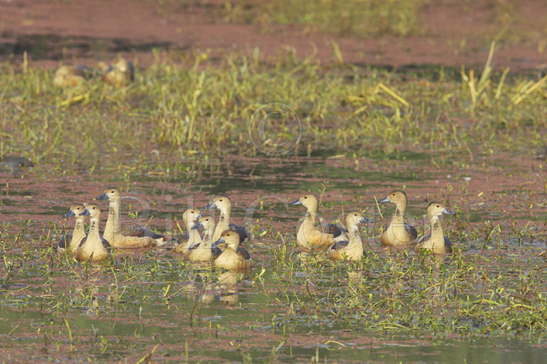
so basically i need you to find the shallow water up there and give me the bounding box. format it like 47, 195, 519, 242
0, 156, 545, 362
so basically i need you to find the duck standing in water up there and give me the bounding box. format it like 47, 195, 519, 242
328, 212, 369, 261
416, 202, 455, 255
379, 191, 417, 248
75, 205, 111, 262
97, 189, 165, 248
206, 196, 249, 243
57, 205, 87, 254
187, 215, 216, 263
290, 194, 344, 252
174, 209, 202, 255
212, 230, 251, 272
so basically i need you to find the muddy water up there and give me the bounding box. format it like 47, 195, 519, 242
0, 155, 545, 363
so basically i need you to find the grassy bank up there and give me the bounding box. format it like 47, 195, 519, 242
0, 49, 545, 176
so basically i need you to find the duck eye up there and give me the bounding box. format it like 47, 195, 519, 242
436, 205, 440, 208
303, 196, 308, 199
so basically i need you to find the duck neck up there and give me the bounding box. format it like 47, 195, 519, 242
88, 217, 101, 241
187, 219, 200, 243
74, 217, 86, 235
204, 224, 215, 242
394, 201, 406, 218
347, 223, 362, 246
105, 199, 121, 239
430, 217, 445, 248
213, 209, 230, 240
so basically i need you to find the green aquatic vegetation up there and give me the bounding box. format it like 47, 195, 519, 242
222, 0, 426, 37
1, 51, 545, 178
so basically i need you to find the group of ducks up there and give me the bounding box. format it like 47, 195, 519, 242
53, 58, 135, 88
58, 188, 455, 271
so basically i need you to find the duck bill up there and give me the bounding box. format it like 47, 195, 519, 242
289, 200, 302, 206
64, 210, 76, 218
379, 197, 390, 203
96, 193, 108, 200
80, 209, 91, 216
359, 217, 371, 224
443, 208, 455, 215
192, 222, 203, 230
204, 202, 214, 209
212, 238, 225, 248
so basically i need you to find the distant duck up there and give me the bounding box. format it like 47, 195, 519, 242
0, 155, 34, 174
212, 230, 251, 272
379, 191, 417, 248
416, 202, 455, 255
97, 189, 165, 248
187, 215, 216, 262
206, 196, 249, 243
174, 209, 202, 255
53, 65, 94, 88
57, 205, 87, 254
99, 58, 135, 87
328, 212, 369, 261
290, 194, 345, 252
75, 205, 111, 262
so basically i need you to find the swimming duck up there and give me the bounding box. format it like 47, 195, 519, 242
416, 202, 454, 255
187, 215, 216, 262
290, 194, 344, 251
174, 209, 202, 254
99, 58, 135, 87
53, 65, 93, 88
97, 189, 164, 248
57, 205, 87, 254
328, 212, 369, 261
212, 230, 251, 272
379, 190, 418, 248
75, 205, 111, 262
0, 155, 34, 174
206, 196, 249, 243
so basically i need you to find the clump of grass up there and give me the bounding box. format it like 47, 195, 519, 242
223, 0, 426, 37
0, 49, 545, 177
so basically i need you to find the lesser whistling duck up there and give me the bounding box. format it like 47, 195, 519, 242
416, 202, 455, 255
97, 189, 164, 248
379, 190, 418, 248
75, 204, 111, 262
328, 212, 369, 261
206, 196, 249, 242
57, 205, 87, 254
99, 58, 135, 87
53, 65, 93, 88
289, 194, 344, 252
187, 215, 216, 262
212, 230, 251, 272
174, 208, 202, 254
0, 155, 34, 174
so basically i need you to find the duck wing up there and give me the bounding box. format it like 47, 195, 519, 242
57, 232, 71, 250
417, 233, 430, 244
211, 246, 223, 259
188, 242, 201, 250
330, 240, 349, 250
229, 223, 250, 242
102, 238, 112, 251
405, 223, 418, 240
237, 247, 251, 260
322, 223, 346, 238
131, 226, 164, 240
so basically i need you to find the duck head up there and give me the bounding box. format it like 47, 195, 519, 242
345, 212, 370, 228
97, 188, 120, 202
289, 194, 318, 213
212, 230, 240, 250
182, 209, 201, 226
426, 202, 454, 220
380, 190, 408, 211
82, 204, 101, 218
206, 196, 232, 214
64, 205, 85, 218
